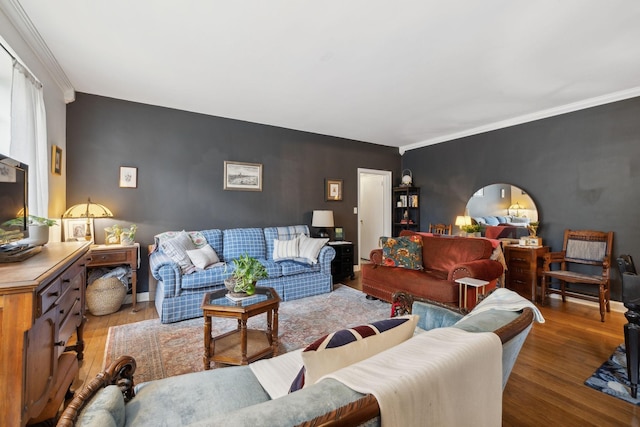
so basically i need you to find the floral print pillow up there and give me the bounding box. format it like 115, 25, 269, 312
380, 235, 423, 270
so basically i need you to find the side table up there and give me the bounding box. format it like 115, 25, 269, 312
328, 241, 355, 282
88, 243, 140, 311
201, 287, 280, 369
455, 277, 489, 310
504, 245, 550, 303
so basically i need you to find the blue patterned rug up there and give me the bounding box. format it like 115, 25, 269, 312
585, 344, 640, 405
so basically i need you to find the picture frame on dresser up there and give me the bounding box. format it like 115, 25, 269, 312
64, 218, 94, 242
334, 226, 344, 241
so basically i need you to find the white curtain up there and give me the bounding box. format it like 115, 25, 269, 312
11, 60, 48, 217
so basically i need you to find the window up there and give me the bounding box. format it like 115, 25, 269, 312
0, 39, 11, 155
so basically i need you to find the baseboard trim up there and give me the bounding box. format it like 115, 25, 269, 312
548, 293, 625, 313
124, 292, 151, 304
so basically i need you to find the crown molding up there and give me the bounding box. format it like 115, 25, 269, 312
1, 0, 75, 103
399, 86, 640, 155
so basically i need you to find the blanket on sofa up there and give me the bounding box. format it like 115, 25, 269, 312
460, 287, 545, 323
324, 327, 502, 427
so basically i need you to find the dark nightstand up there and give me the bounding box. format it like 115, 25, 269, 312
504, 244, 549, 303
328, 241, 355, 282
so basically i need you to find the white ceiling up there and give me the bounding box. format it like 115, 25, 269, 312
10, 1, 640, 152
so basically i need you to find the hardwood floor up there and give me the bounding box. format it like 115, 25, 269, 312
78, 275, 640, 426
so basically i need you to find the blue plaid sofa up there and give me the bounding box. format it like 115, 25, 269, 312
150, 225, 336, 323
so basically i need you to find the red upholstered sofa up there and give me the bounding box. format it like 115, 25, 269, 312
361, 231, 504, 310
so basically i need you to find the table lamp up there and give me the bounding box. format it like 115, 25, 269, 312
63, 197, 113, 241
312, 210, 334, 238
455, 215, 472, 235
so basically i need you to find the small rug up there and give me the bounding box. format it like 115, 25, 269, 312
584, 344, 640, 405
103, 284, 390, 383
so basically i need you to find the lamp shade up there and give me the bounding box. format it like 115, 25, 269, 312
312, 210, 334, 228
63, 198, 113, 219
455, 215, 472, 227
62, 198, 113, 241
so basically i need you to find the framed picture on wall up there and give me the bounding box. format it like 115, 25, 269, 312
224, 161, 262, 191
119, 166, 138, 188
52, 145, 62, 175
325, 179, 343, 201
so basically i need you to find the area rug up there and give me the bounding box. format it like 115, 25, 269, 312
584, 344, 640, 405
103, 284, 390, 383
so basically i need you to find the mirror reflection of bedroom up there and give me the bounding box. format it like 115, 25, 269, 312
465, 183, 538, 240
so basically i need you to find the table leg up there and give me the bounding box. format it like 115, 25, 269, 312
203, 315, 211, 370
272, 307, 279, 357
625, 309, 640, 398
240, 318, 248, 364
131, 266, 138, 312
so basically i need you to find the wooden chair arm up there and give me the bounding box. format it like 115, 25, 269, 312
56, 356, 137, 427
543, 251, 566, 270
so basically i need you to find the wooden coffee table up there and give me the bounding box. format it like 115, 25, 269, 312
201, 287, 280, 369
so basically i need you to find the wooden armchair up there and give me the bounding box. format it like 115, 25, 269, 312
541, 229, 614, 322
428, 223, 452, 235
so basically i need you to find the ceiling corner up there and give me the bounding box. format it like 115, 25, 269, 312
2, 0, 74, 101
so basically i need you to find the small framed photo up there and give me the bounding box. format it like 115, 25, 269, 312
64, 218, 94, 242
325, 179, 343, 201
224, 161, 263, 191
52, 145, 62, 175
334, 226, 344, 241
119, 166, 137, 188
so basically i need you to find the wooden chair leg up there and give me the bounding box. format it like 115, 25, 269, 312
560, 280, 566, 302
598, 285, 606, 322
541, 276, 547, 306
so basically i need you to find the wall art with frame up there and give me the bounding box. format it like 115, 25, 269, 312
52, 145, 62, 175
325, 179, 343, 201
119, 166, 137, 188
224, 161, 262, 191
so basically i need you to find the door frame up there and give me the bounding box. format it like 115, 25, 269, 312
357, 168, 392, 270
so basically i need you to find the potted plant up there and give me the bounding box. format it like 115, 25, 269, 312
120, 224, 137, 246
461, 223, 481, 237
225, 253, 268, 296
105, 224, 137, 245
3, 215, 56, 246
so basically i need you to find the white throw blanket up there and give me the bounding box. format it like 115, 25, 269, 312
324, 327, 503, 427
462, 287, 545, 323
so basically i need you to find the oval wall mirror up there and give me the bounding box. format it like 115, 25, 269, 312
464, 183, 538, 240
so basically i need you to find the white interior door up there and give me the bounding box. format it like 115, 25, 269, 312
358, 169, 391, 263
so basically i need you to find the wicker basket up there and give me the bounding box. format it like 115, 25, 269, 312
87, 277, 126, 316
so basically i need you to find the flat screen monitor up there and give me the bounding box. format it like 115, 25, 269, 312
0, 155, 29, 245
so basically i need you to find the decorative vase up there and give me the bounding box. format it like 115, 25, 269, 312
27, 224, 49, 246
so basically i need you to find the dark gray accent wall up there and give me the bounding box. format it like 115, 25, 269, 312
403, 96, 640, 300
67, 93, 400, 292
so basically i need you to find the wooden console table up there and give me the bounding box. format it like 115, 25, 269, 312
0, 241, 91, 426
88, 243, 140, 311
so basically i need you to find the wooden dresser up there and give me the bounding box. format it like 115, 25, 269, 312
504, 244, 550, 302
0, 241, 91, 426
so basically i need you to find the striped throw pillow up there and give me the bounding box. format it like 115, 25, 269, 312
273, 236, 300, 261
289, 315, 418, 392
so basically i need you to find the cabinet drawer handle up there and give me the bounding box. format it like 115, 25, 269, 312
63, 279, 71, 283
47, 291, 59, 298
55, 340, 66, 347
